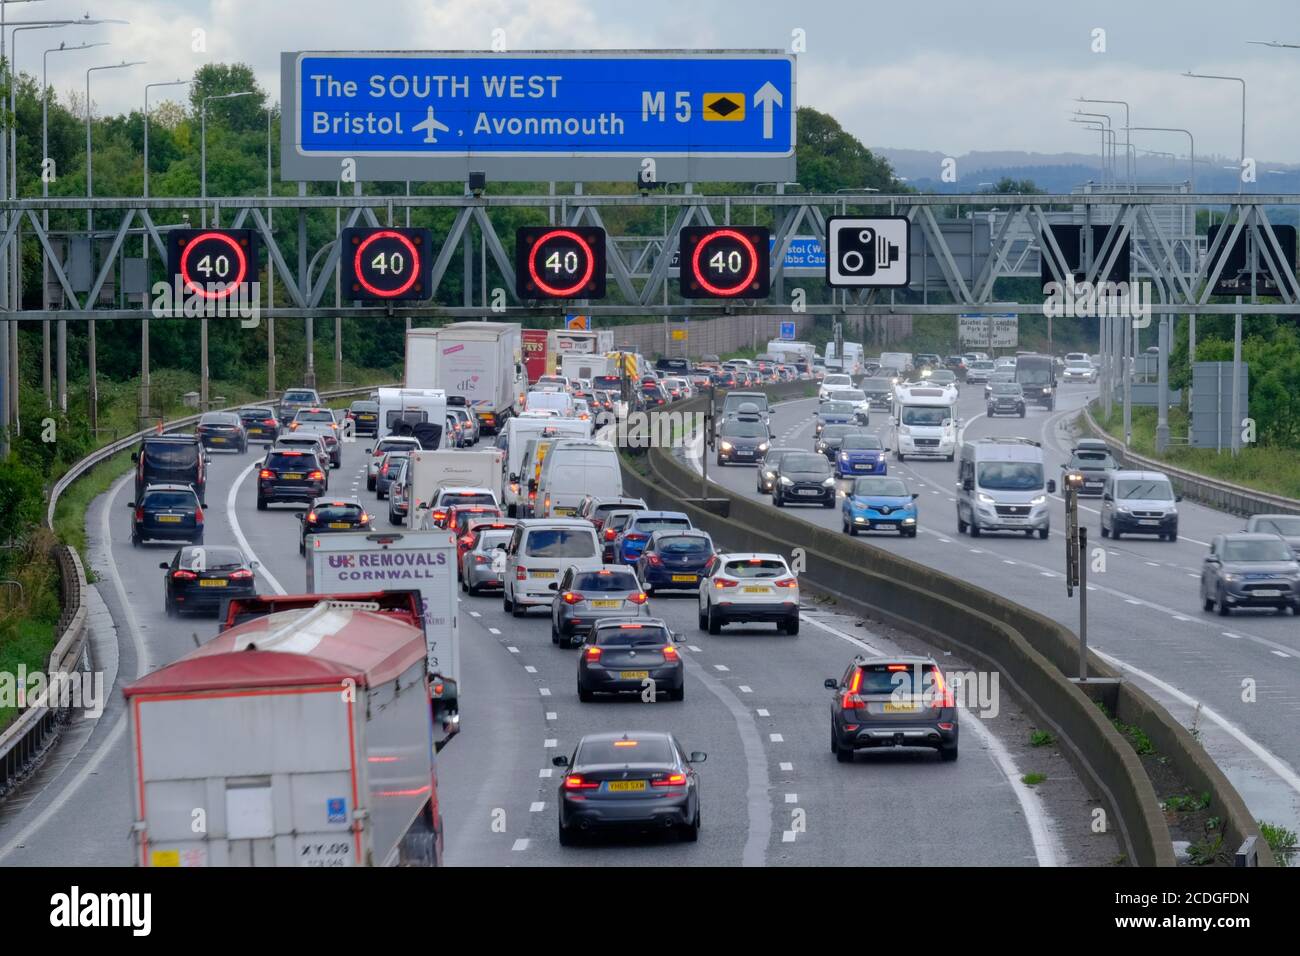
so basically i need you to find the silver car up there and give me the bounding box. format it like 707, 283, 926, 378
366, 436, 421, 490
375, 451, 412, 500
387, 458, 410, 526
462, 527, 514, 595
550, 564, 649, 647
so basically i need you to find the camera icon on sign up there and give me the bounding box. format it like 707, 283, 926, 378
837, 226, 900, 278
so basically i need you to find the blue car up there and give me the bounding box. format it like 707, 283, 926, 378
815, 401, 857, 438
835, 434, 889, 478
841, 476, 919, 537
635, 529, 716, 593
614, 511, 693, 564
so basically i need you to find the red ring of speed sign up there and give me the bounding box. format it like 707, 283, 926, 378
691, 229, 759, 296
180, 232, 248, 300
527, 229, 595, 297
353, 230, 421, 298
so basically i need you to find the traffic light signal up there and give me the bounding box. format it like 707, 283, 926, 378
341, 228, 434, 301
515, 226, 607, 299
168, 230, 259, 301
678, 226, 770, 299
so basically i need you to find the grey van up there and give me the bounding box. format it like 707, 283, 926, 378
955, 437, 1055, 538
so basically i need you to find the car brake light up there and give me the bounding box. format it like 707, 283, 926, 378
289, 422, 299, 430
774, 577, 798, 588
229, 569, 253, 580
516, 566, 528, 581
433, 511, 447, 523
931, 669, 956, 708
628, 592, 648, 605
713, 577, 739, 588
652, 772, 687, 787
661, 644, 679, 661
647, 554, 663, 566
460, 534, 474, 547
561, 592, 583, 605
194, 507, 204, 524
359, 513, 370, 524
309, 470, 325, 481
307, 511, 317, 522
134, 507, 144, 521
563, 775, 599, 791
584, 646, 602, 662
263, 419, 277, 427
626, 533, 647, 542
604, 528, 617, 540
172, 569, 197, 580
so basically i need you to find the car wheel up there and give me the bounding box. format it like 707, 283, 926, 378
773, 492, 784, 508
578, 686, 594, 703
503, 591, 514, 614
957, 514, 968, 534
511, 597, 526, 618
164, 595, 176, 617
1112, 529, 1121, 540
682, 809, 700, 842
969, 518, 981, 538
905, 528, 918, 538
551, 622, 560, 645
835, 740, 854, 763
192, 534, 204, 545
897, 452, 905, 462
707, 605, 721, 635
846, 518, 858, 536
367, 477, 376, 491
1100, 523, 1109, 538
299, 541, 305, 556
784, 615, 800, 636
1217, 587, 1231, 616
697, 601, 708, 630
1202, 589, 1214, 613
558, 820, 576, 847
1019, 410, 1026, 418
940, 744, 959, 762
460, 575, 468, 594
257, 497, 267, 511
1037, 527, 1049, 540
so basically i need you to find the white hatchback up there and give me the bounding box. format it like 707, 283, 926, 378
698, 552, 800, 635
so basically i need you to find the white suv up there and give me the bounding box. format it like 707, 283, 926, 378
365, 436, 421, 490
503, 519, 603, 617
698, 552, 800, 635
819, 374, 854, 402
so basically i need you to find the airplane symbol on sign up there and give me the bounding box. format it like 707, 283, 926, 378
413, 106, 450, 143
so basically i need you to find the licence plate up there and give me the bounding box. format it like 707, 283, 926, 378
328, 522, 351, 529
618, 670, 650, 680
531, 570, 556, 578
591, 600, 621, 608
282, 473, 303, 480
359, 414, 376, 421
671, 574, 697, 583
883, 701, 920, 714
554, 509, 575, 516
198, 579, 227, 588
743, 585, 770, 594
607, 780, 646, 792
1139, 519, 1160, 525
210, 436, 226, 443
1253, 589, 1283, 597
156, 515, 182, 523
797, 489, 820, 496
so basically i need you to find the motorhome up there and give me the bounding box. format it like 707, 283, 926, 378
375, 388, 448, 440
891, 384, 960, 461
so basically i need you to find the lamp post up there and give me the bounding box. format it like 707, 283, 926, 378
1074, 111, 1118, 182
266, 103, 276, 399
200, 90, 254, 226
84, 59, 145, 435
1125, 126, 1195, 190
142, 78, 189, 425
1077, 97, 1132, 186
44, 40, 107, 413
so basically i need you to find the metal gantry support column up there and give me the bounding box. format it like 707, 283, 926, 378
1156, 315, 1170, 452
298, 181, 313, 389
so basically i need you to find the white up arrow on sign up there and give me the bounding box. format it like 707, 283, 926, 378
753, 81, 783, 140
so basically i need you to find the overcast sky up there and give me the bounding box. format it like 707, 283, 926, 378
18, 0, 1300, 167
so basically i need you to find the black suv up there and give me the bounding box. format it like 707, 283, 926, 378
298, 497, 372, 555
825, 656, 959, 763
257, 449, 327, 510
772, 452, 836, 507
131, 483, 204, 547
133, 434, 207, 507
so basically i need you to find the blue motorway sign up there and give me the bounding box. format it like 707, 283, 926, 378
779, 321, 796, 340
281, 51, 796, 183
773, 235, 825, 270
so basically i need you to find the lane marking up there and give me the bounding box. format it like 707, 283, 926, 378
489, 627, 501, 635
529, 802, 545, 813
784, 793, 797, 803
769, 733, 784, 743
545, 711, 557, 720
538, 768, 552, 778
511, 839, 529, 852
543, 739, 557, 748
507, 646, 519, 654
539, 688, 551, 697
756, 708, 770, 717
713, 664, 730, 672
227, 461, 287, 595
738, 685, 753, 694
779, 762, 793, 771
524, 665, 537, 674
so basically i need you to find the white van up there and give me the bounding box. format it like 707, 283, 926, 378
526, 389, 575, 417
892, 384, 960, 461
501, 416, 589, 515
501, 519, 603, 615
955, 437, 1056, 538
536, 440, 623, 518
375, 387, 447, 439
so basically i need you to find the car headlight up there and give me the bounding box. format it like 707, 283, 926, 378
1117, 506, 1132, 515
779, 476, 794, 486
898, 426, 910, 436
1222, 573, 1238, 582
1043, 386, 1053, 394
822, 477, 837, 487
757, 442, 769, 452
720, 441, 733, 451
977, 492, 995, 505
902, 517, 916, 524
763, 470, 775, 479
1030, 495, 1046, 506
840, 452, 849, 460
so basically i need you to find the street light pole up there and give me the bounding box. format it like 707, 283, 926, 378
1078, 97, 1132, 186
44, 40, 107, 414
1125, 126, 1195, 190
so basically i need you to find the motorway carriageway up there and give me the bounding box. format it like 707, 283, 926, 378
0, 429, 1128, 867
687, 384, 1300, 838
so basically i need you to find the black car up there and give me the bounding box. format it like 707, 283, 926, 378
577, 619, 685, 702
298, 498, 372, 555
133, 434, 207, 507
826, 656, 959, 763
815, 423, 867, 460
257, 449, 327, 510
716, 417, 770, 466
986, 382, 1027, 418
1201, 533, 1300, 616
772, 452, 836, 507
237, 406, 281, 444
756, 447, 799, 494
131, 484, 204, 546
553, 731, 704, 845
196, 411, 248, 453
639, 382, 667, 407
346, 400, 380, 438
161, 545, 256, 616
635, 530, 716, 593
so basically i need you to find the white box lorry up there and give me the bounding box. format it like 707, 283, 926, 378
501, 416, 590, 516
405, 323, 524, 434
561, 351, 616, 383
306, 531, 460, 742
402, 449, 502, 525
125, 591, 442, 867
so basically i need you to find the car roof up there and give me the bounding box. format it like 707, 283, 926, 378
310, 496, 363, 506
1109, 470, 1169, 481
1222, 532, 1284, 542
577, 730, 674, 746
143, 433, 199, 444
852, 654, 937, 667
719, 552, 788, 563
632, 511, 689, 520
142, 483, 197, 493
648, 528, 711, 540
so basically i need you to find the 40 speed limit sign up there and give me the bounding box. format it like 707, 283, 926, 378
168, 230, 260, 301
341, 227, 435, 302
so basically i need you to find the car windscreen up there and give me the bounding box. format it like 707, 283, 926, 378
969, 362, 994, 372
351, 402, 378, 412
177, 547, 244, 570
841, 435, 883, 450
595, 502, 641, 519
438, 491, 494, 507
829, 390, 866, 403
991, 384, 1022, 395
783, 454, 830, 474
1222, 539, 1293, 562
381, 453, 411, 469
723, 558, 788, 578
605, 512, 635, 532
377, 439, 418, 454
977, 462, 1044, 491
265, 452, 315, 470
823, 376, 852, 387
1116, 479, 1174, 501
577, 737, 674, 764
723, 395, 768, 414
142, 490, 196, 509
387, 410, 427, 429
1253, 517, 1300, 536
862, 378, 893, 391
200, 413, 238, 425
143, 441, 199, 470
855, 663, 940, 696
657, 535, 711, 554
592, 624, 671, 647
296, 410, 334, 422
1071, 452, 1113, 468
455, 511, 500, 533
853, 478, 909, 497
475, 530, 513, 552
573, 571, 639, 591
239, 408, 275, 420
632, 516, 691, 533
722, 422, 767, 438
524, 529, 596, 558
821, 403, 857, 415
283, 391, 316, 403
901, 406, 951, 426
312, 503, 363, 520
1016, 366, 1052, 384
820, 425, 855, 440
927, 372, 956, 383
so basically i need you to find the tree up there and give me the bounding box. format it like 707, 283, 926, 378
795, 107, 905, 194
189, 63, 268, 133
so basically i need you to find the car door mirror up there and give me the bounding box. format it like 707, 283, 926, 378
250, 561, 260, 569
551, 755, 569, 767
688, 752, 707, 763
823, 678, 838, 689
962, 478, 973, 492
364, 447, 372, 455
130, 452, 139, 462
1046, 479, 1057, 494
159, 562, 170, 570
911, 493, 920, 500
1102, 493, 1112, 502
548, 581, 559, 591
1175, 495, 1183, 502
295, 513, 304, 521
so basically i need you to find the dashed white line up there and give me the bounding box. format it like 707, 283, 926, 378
1222, 632, 1242, 640
687, 645, 703, 653
507, 646, 519, 654
713, 664, 730, 672
1272, 651, 1291, 659
756, 708, 770, 717
511, 839, 530, 852
489, 627, 501, 635
738, 685, 753, 693
539, 688, 552, 697
779, 762, 793, 772
529, 802, 545, 813
544, 739, 557, 748
781, 831, 797, 843
769, 733, 784, 743
524, 665, 537, 674
469, 610, 481, 618
784, 793, 797, 804
545, 711, 558, 720
538, 769, 552, 778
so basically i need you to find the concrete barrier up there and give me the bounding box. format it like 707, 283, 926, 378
619, 388, 1275, 866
